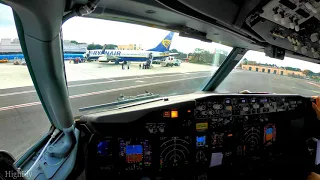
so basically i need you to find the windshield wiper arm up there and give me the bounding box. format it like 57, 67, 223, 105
203, 47, 248, 91
79, 91, 160, 112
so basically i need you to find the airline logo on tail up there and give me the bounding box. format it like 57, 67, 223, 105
162, 39, 171, 49
148, 32, 174, 52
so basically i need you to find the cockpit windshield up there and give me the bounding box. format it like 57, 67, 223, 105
216, 50, 320, 96
61, 17, 232, 115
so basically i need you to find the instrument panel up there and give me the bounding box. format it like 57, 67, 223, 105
84, 95, 310, 180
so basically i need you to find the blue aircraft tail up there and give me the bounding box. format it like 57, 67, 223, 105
147, 32, 174, 52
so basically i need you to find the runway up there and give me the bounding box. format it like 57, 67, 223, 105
0, 64, 319, 158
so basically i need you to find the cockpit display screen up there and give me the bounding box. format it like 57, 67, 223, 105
126, 145, 143, 163
126, 145, 143, 154
97, 140, 110, 156
264, 124, 276, 145
196, 136, 206, 147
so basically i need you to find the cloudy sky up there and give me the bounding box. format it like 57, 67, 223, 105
1, 3, 320, 72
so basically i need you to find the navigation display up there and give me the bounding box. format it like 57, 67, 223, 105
97, 140, 110, 156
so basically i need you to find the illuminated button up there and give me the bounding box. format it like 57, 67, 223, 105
171, 110, 178, 118
196, 122, 208, 131
163, 111, 170, 118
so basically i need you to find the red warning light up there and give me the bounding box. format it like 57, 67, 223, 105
163, 111, 170, 118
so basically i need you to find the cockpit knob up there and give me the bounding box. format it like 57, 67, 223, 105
295, 24, 300, 32
289, 22, 295, 29
253, 104, 260, 109
281, 17, 287, 25
273, 13, 281, 22
243, 106, 249, 111
311, 33, 319, 42
289, 18, 295, 29
301, 46, 308, 54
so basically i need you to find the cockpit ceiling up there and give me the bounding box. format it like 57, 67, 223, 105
84, 0, 264, 50
75, 0, 320, 63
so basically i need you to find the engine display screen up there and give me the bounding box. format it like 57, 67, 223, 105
264, 124, 276, 145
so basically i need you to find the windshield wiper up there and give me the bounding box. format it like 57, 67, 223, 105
203, 47, 248, 91
79, 91, 161, 112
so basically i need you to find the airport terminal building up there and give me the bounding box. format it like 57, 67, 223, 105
242, 64, 306, 78
0, 38, 87, 54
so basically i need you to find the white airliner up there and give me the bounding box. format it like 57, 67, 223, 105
84, 32, 176, 64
